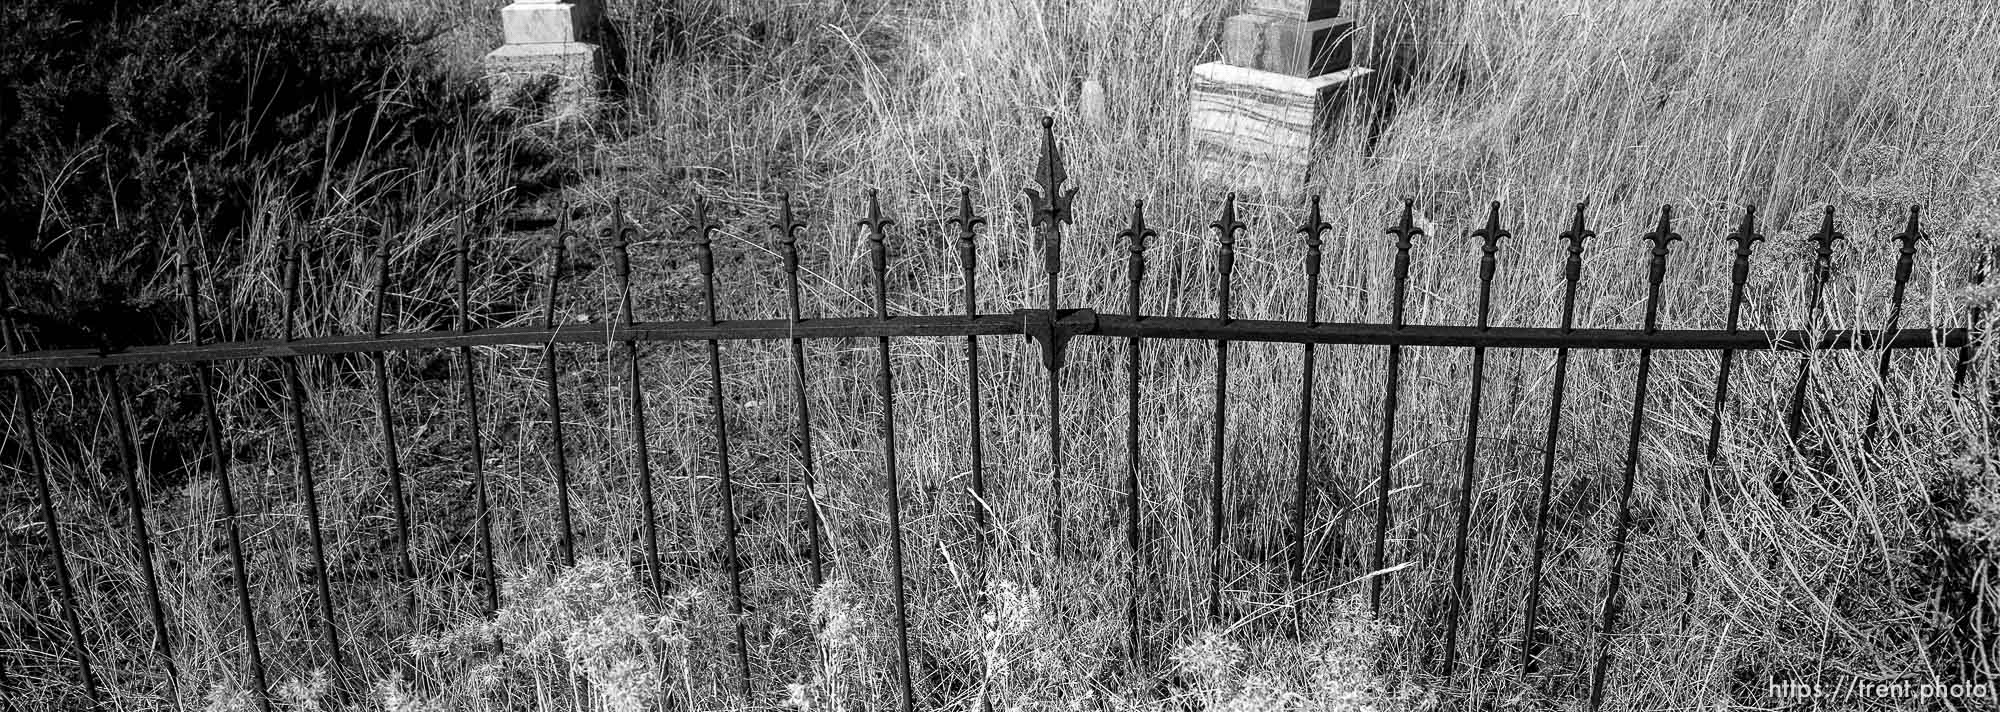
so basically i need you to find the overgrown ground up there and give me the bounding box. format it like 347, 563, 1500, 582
4, 0, 1999, 710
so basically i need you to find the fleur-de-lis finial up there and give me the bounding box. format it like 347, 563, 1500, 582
1299, 195, 1331, 249
1387, 197, 1423, 251
1473, 201, 1508, 281
951, 188, 985, 267
1026, 116, 1076, 230
1727, 205, 1765, 256
1807, 205, 1844, 281
1212, 192, 1244, 274
1893, 205, 1925, 253
1643, 204, 1681, 283
372, 227, 393, 338
687, 194, 719, 276
858, 189, 893, 319
1726, 205, 1763, 289
1123, 199, 1156, 254
283, 235, 303, 342
1891, 205, 1925, 283
1560, 201, 1593, 282
1809, 206, 1843, 258
774, 192, 806, 274
600, 196, 641, 326
543, 200, 578, 330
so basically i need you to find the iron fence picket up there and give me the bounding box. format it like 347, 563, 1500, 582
181, 248, 272, 712
777, 194, 826, 591
102, 366, 176, 681
1441, 201, 1507, 674
454, 218, 499, 616
1588, 206, 1680, 712
1863, 207, 1926, 449
859, 189, 917, 712
1121, 199, 1153, 663
1779, 207, 1844, 501
1291, 197, 1329, 599
1521, 202, 1592, 675
541, 222, 577, 567
1206, 193, 1243, 623
279, 244, 345, 669
689, 195, 753, 700
1371, 199, 1421, 614
368, 233, 419, 618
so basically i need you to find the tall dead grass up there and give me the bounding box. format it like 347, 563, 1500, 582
5, 0, 1997, 709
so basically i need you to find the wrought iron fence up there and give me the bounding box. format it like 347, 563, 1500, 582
4, 117, 1988, 711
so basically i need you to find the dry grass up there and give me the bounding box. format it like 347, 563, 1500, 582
4, 0, 1998, 710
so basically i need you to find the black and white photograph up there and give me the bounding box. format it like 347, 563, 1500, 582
1, 0, 1996, 709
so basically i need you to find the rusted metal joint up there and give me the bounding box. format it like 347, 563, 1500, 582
1019, 307, 1098, 371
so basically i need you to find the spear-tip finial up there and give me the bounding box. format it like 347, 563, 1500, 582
1027, 116, 1077, 229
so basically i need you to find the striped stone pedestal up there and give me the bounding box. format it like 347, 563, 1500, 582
1190, 0, 1369, 192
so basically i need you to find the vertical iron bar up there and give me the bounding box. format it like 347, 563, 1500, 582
1522, 202, 1592, 675
1121, 200, 1154, 662
1587, 206, 1680, 712
949, 190, 988, 555
182, 247, 272, 711
369, 231, 418, 616
1372, 199, 1422, 613
859, 191, 915, 712
1292, 197, 1329, 592
1207, 193, 1243, 623
1778, 207, 1842, 502
1862, 207, 1924, 448
1442, 202, 1507, 675
776, 194, 824, 588
1953, 245, 1991, 396
11, 373, 98, 703
541, 220, 576, 567
280, 243, 344, 668
1685, 207, 1761, 630
691, 196, 752, 699
1026, 117, 1075, 555
103, 367, 176, 679
609, 199, 664, 596
455, 218, 498, 615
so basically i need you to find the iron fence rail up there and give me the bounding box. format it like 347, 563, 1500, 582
0, 317, 1969, 370
6, 117, 1993, 712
